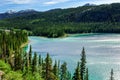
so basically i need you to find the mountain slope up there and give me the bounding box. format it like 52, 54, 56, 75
1, 3, 119, 22
0, 9, 39, 19
0, 3, 120, 37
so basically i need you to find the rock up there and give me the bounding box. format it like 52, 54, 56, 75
0, 71, 5, 80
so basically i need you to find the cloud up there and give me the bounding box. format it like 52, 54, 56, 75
43, 0, 70, 5
84, 0, 120, 5
6, 0, 32, 4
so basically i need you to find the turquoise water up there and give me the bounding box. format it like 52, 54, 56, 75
27, 33, 120, 80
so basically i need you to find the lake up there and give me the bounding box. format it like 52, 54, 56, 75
27, 33, 120, 80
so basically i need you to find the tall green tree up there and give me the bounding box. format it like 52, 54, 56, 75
85, 68, 89, 80
32, 52, 37, 73
53, 60, 59, 79
110, 69, 114, 80
66, 71, 72, 80
39, 54, 42, 66
73, 62, 81, 80
60, 62, 67, 80
44, 53, 52, 80
14, 48, 23, 70
38, 54, 42, 76
29, 45, 32, 67
43, 53, 58, 80
80, 47, 86, 80
58, 60, 60, 78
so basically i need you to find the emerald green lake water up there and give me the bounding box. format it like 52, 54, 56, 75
27, 33, 120, 80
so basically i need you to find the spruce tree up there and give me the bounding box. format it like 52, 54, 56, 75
67, 71, 72, 80
58, 60, 60, 79
29, 45, 32, 67
85, 68, 89, 80
73, 62, 81, 80
60, 62, 67, 80
38, 54, 42, 76
80, 47, 86, 80
23, 48, 29, 72
22, 52, 28, 73
110, 69, 114, 80
32, 52, 38, 73
44, 53, 52, 80
39, 54, 42, 66
14, 48, 22, 70
53, 60, 58, 78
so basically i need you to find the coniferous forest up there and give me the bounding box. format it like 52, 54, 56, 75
0, 3, 120, 38
0, 30, 89, 80
0, 2, 119, 80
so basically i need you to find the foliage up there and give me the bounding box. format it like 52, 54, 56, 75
0, 60, 11, 73
80, 47, 86, 80
5, 71, 23, 80
0, 31, 89, 80
0, 3, 120, 37
73, 62, 81, 80
110, 69, 114, 80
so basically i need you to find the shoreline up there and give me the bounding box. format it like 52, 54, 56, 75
20, 41, 30, 48
29, 33, 120, 39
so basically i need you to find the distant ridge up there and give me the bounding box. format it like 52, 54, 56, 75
0, 9, 38, 19
0, 3, 120, 37
83, 3, 96, 6
0, 3, 120, 22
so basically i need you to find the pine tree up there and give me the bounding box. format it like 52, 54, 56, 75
22, 52, 28, 72
24, 52, 29, 73
58, 60, 60, 79
29, 45, 32, 67
44, 53, 52, 80
53, 60, 58, 78
80, 47, 86, 80
60, 62, 67, 80
32, 52, 38, 73
110, 69, 114, 80
14, 48, 22, 70
73, 62, 81, 80
85, 68, 89, 80
67, 71, 72, 80
38, 54, 42, 75
41, 58, 45, 78
39, 54, 42, 66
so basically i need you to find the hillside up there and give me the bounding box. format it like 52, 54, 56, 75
0, 3, 120, 37
0, 9, 39, 19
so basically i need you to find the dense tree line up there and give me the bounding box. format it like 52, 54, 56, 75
18, 46, 89, 80
0, 30, 28, 67
0, 21, 120, 38
0, 30, 89, 80
0, 3, 120, 37
0, 30, 117, 80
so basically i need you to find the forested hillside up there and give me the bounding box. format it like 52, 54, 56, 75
0, 3, 120, 37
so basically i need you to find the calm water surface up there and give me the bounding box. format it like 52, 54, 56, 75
27, 33, 120, 80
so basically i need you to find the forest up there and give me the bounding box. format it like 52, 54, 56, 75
0, 2, 118, 80
0, 30, 115, 80
0, 30, 89, 80
0, 3, 120, 37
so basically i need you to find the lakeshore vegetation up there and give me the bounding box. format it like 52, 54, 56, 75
0, 30, 89, 80
0, 3, 117, 80
0, 3, 120, 38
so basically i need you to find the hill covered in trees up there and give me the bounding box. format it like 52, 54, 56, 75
0, 9, 39, 20
0, 3, 120, 37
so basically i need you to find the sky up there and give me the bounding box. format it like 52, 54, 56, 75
0, 0, 120, 13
